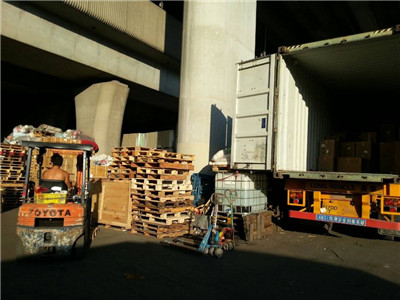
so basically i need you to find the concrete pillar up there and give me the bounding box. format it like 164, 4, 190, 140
177, 1, 256, 173
75, 80, 129, 155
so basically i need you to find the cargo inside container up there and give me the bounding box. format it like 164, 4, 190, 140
278, 29, 400, 173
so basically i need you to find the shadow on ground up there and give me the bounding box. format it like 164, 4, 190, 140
2, 209, 400, 300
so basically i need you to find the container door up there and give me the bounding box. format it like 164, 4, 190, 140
273, 55, 309, 172
231, 55, 276, 170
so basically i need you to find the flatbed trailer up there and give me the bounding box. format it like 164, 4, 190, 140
282, 171, 400, 237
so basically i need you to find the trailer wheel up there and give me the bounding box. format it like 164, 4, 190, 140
382, 235, 395, 241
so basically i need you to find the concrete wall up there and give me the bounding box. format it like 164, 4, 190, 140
177, 1, 257, 173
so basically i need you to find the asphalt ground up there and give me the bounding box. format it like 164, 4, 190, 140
1, 207, 399, 300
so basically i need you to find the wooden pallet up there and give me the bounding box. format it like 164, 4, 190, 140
112, 147, 194, 160
0, 165, 25, 171
132, 205, 193, 215
134, 209, 191, 219
109, 172, 134, 179
131, 181, 192, 192
0, 179, 25, 185
132, 198, 193, 209
1, 186, 23, 211
0, 182, 24, 188
132, 213, 190, 225
131, 189, 192, 197
97, 223, 130, 231
131, 219, 190, 238
0, 156, 25, 163
131, 193, 194, 202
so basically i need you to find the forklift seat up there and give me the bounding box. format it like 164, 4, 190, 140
40, 179, 68, 191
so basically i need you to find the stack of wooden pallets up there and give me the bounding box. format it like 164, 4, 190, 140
0, 144, 26, 211
110, 146, 195, 238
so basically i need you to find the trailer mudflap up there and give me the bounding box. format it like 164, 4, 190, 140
289, 210, 400, 232
16, 225, 84, 255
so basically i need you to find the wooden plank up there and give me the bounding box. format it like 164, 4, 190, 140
98, 179, 132, 229
131, 193, 194, 202
158, 162, 194, 171
132, 198, 193, 209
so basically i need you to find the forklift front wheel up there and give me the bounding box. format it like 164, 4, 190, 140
201, 248, 209, 256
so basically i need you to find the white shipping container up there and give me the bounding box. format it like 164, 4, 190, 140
231, 25, 400, 174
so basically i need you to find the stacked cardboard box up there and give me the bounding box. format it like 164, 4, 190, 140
337, 141, 369, 173
318, 139, 337, 171
318, 124, 399, 174
379, 142, 400, 174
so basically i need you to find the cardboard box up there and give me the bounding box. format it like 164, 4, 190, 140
318, 156, 336, 172
340, 142, 356, 157
337, 157, 367, 173
379, 142, 400, 174
380, 142, 394, 157
356, 142, 372, 159
319, 140, 337, 157
380, 124, 396, 142
358, 132, 377, 143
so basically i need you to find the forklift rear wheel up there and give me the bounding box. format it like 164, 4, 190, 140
16, 240, 30, 262
72, 234, 87, 259
208, 247, 215, 256
214, 248, 224, 258
228, 241, 235, 251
